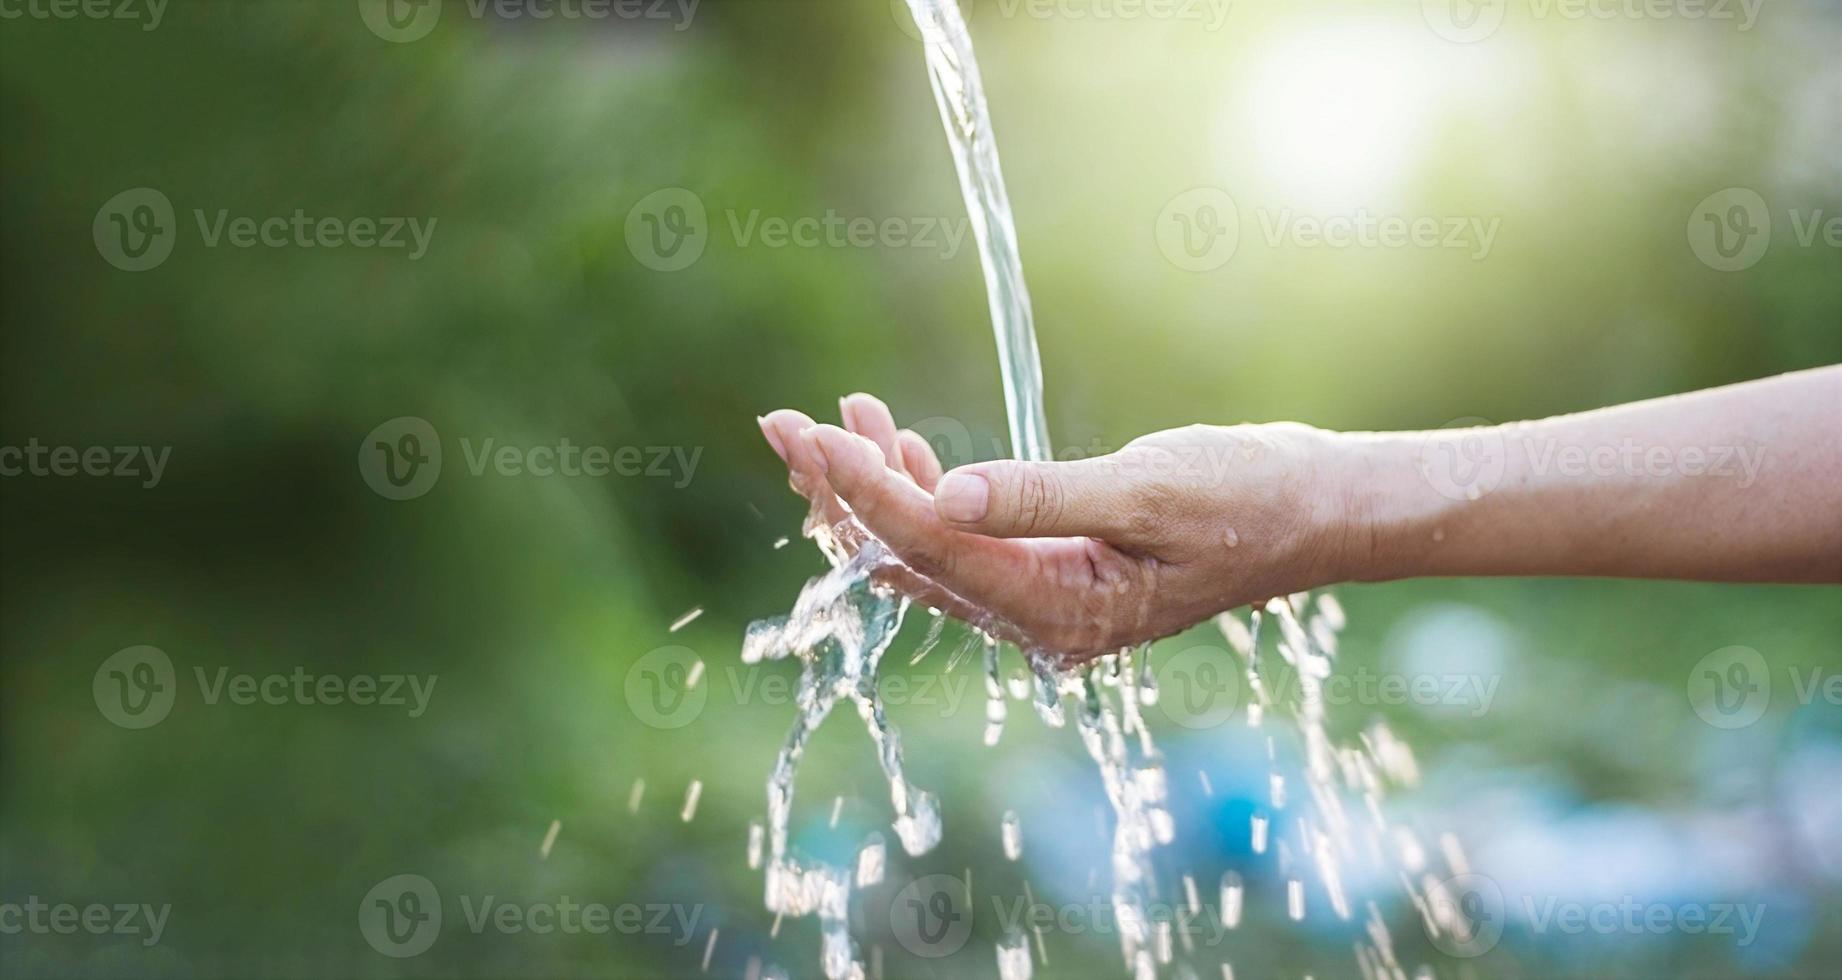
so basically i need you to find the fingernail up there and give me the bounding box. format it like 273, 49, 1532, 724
758, 416, 788, 461
935, 472, 989, 523
800, 427, 830, 474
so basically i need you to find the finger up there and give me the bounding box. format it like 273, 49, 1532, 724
763, 409, 848, 523
933, 456, 1152, 543
840, 392, 908, 480
803, 425, 1039, 618
757, 415, 789, 463
898, 429, 944, 493
764, 414, 980, 618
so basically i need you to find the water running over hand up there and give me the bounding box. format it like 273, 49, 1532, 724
743, 4, 1469, 976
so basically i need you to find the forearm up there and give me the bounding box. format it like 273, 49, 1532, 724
1327, 366, 1842, 585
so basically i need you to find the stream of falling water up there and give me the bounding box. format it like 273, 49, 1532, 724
741, 2, 1473, 977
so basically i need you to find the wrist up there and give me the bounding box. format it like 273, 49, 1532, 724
1312, 429, 1458, 586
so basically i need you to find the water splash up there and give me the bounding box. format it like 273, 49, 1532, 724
743, 2, 1467, 975
743, 531, 942, 977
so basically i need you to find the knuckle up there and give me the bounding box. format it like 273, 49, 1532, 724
900, 539, 957, 583
1124, 477, 1182, 542
1012, 467, 1066, 536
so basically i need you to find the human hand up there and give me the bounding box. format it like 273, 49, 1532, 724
758, 394, 1353, 663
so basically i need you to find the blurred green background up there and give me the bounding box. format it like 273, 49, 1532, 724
2, 0, 1838, 977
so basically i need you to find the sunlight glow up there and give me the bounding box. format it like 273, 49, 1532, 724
1236, 23, 1441, 209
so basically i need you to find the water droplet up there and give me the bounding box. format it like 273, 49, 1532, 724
1287, 877, 1306, 920
996, 929, 1033, 980
669, 606, 703, 633
1220, 871, 1243, 929
1001, 809, 1023, 860
1223, 526, 1239, 548
681, 780, 703, 823
855, 834, 885, 887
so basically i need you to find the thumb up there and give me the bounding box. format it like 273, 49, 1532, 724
932, 457, 1150, 542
